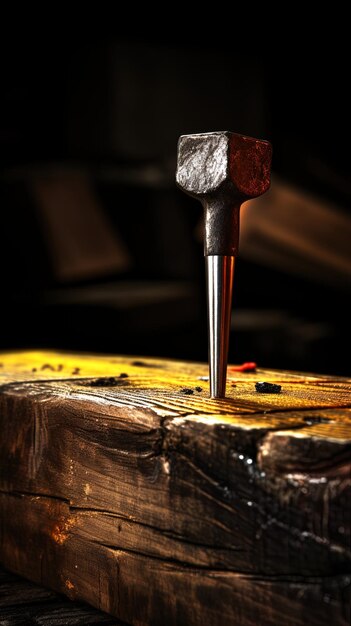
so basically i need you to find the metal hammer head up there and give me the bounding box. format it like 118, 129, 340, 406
176, 131, 272, 256
176, 131, 272, 201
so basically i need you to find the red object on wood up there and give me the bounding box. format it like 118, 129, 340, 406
229, 362, 257, 372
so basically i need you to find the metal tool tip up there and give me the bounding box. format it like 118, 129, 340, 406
206, 256, 235, 398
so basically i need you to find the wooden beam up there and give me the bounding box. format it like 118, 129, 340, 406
0, 351, 350, 625
0, 564, 123, 624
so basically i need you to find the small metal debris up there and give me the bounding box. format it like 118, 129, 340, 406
119, 373, 129, 378
255, 381, 281, 394
195, 386, 203, 392
180, 388, 194, 395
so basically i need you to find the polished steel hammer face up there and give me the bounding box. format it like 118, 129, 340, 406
176, 131, 272, 398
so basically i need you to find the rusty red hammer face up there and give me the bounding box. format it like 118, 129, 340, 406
176, 131, 272, 397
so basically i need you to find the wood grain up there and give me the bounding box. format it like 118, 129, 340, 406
0, 351, 350, 625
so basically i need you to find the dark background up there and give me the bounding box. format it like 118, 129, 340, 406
0, 37, 350, 375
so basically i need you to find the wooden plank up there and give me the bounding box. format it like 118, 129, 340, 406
0, 351, 350, 625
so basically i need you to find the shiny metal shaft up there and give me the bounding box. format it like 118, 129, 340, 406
206, 255, 235, 398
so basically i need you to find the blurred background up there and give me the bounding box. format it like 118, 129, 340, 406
0, 36, 350, 375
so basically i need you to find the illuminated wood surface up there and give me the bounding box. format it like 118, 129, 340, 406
0, 351, 350, 626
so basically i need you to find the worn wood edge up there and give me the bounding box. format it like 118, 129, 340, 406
2, 378, 351, 429
2, 380, 351, 469
1, 350, 351, 432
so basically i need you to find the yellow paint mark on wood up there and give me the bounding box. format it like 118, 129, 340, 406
1, 350, 345, 388
1, 350, 350, 436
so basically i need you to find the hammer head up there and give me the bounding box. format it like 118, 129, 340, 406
176, 131, 272, 201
